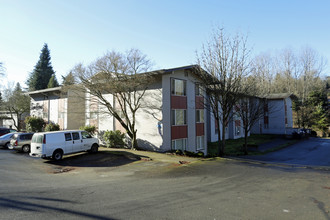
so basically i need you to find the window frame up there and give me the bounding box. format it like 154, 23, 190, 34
196, 135, 205, 150
65, 133, 72, 141
195, 84, 203, 96
171, 78, 187, 96
171, 109, 187, 126
196, 109, 204, 123
72, 132, 80, 140
171, 138, 187, 151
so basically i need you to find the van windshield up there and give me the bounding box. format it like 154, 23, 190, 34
32, 134, 43, 143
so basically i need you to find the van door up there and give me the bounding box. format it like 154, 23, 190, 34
71, 132, 82, 152
81, 131, 93, 150
64, 133, 73, 153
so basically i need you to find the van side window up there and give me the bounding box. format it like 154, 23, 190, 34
72, 132, 80, 140
65, 133, 72, 141
81, 131, 92, 139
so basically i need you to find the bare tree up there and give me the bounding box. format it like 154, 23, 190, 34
71, 49, 155, 149
196, 27, 250, 156
234, 95, 266, 155
2, 83, 30, 131
0, 62, 4, 77
299, 46, 326, 101
250, 52, 276, 94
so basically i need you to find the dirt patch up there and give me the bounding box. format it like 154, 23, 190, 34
53, 167, 75, 174
44, 151, 142, 168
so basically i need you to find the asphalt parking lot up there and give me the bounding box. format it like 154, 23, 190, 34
241, 138, 330, 168
0, 143, 330, 220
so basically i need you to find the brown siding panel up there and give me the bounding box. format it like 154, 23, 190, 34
171, 125, 188, 139
195, 96, 204, 109
196, 123, 204, 136
171, 96, 187, 109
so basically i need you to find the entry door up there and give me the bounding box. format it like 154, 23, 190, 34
71, 132, 82, 152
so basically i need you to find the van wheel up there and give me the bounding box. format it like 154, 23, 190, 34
22, 145, 30, 153
90, 144, 98, 153
52, 150, 63, 161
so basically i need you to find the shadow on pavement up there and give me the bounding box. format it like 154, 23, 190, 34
0, 196, 117, 220
44, 151, 149, 168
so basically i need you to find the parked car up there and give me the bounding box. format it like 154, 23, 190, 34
8, 132, 34, 153
0, 127, 17, 137
0, 132, 16, 148
30, 130, 99, 161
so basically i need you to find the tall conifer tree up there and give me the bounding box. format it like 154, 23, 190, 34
27, 43, 57, 91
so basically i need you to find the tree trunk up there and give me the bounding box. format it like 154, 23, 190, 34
220, 123, 226, 156
244, 130, 248, 155
217, 125, 222, 156
131, 130, 138, 150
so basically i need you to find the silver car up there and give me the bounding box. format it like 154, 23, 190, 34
9, 133, 34, 153
0, 133, 16, 149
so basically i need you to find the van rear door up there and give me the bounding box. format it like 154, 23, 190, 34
31, 134, 44, 155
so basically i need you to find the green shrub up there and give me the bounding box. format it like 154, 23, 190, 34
103, 130, 125, 148
25, 116, 45, 132
197, 152, 204, 157
79, 125, 96, 135
45, 123, 60, 131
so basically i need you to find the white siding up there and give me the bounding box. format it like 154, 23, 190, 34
49, 98, 58, 124
98, 94, 114, 132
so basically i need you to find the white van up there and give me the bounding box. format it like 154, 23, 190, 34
30, 130, 99, 160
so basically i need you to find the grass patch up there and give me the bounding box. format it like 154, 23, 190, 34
208, 134, 280, 156
251, 140, 299, 155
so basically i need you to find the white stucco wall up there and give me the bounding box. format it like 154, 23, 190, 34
0, 112, 17, 129
135, 87, 163, 151
49, 97, 58, 124
98, 93, 114, 132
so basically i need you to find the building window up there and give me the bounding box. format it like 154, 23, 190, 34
43, 112, 48, 119
88, 112, 98, 119
171, 138, 187, 151
195, 84, 203, 96
171, 78, 186, 96
196, 136, 204, 150
59, 112, 65, 119
196, 109, 204, 123
235, 120, 241, 135
171, 109, 187, 125
235, 125, 240, 135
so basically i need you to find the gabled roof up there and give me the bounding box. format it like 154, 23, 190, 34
264, 93, 296, 100
25, 86, 62, 96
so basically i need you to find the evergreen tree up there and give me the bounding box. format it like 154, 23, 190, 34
47, 74, 59, 88
27, 43, 56, 91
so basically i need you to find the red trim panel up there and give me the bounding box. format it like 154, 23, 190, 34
195, 96, 204, 109
171, 125, 188, 139
196, 123, 204, 136
171, 96, 187, 109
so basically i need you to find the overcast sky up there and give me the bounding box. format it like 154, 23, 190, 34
1, 0, 329, 89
